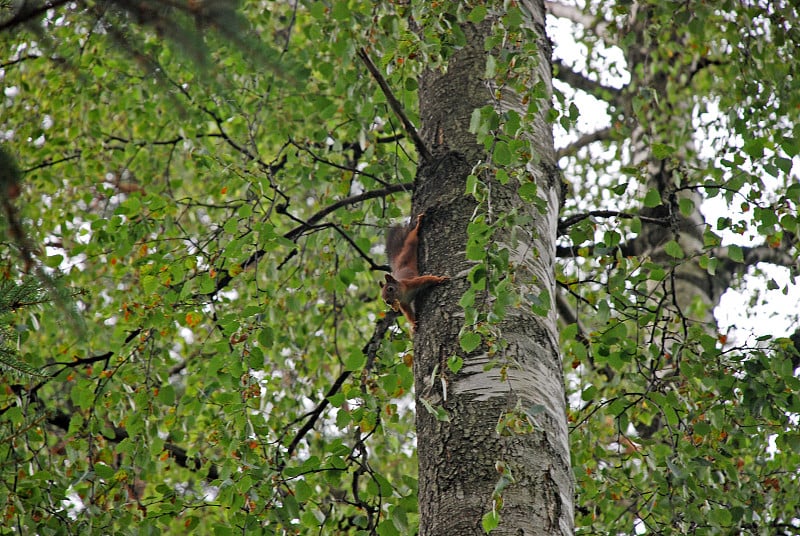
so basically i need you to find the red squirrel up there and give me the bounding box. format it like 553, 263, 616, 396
380, 213, 449, 333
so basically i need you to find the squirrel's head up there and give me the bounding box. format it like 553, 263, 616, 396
380, 274, 400, 307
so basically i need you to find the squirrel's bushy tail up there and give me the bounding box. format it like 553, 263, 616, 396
385, 224, 410, 269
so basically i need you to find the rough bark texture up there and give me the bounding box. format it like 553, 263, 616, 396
412, 2, 573, 535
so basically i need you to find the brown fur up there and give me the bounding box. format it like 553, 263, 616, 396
380, 213, 448, 333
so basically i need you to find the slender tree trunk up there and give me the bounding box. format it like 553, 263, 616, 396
412, 2, 573, 534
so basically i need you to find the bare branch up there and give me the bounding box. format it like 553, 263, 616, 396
556, 126, 613, 159
281, 313, 396, 464
282, 183, 413, 244
558, 210, 670, 235
554, 59, 623, 104
1, 53, 42, 69
289, 138, 393, 188
22, 152, 82, 173
324, 222, 387, 272
357, 47, 433, 164
742, 245, 798, 270
0, 328, 143, 418
283, 369, 351, 461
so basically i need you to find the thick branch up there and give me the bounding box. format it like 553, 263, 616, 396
357, 47, 433, 163
554, 59, 622, 104
283, 184, 413, 243
741, 245, 798, 270
556, 126, 613, 159
0, 0, 73, 31
212, 182, 413, 292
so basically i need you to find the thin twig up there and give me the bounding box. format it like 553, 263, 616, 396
558, 210, 670, 234
357, 47, 433, 163
281, 313, 395, 463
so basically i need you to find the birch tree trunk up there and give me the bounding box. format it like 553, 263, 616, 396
412, 2, 573, 534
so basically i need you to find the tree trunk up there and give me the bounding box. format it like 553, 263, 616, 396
413, 2, 573, 534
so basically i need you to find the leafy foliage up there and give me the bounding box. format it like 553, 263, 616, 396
551, 1, 800, 533
1, 2, 422, 533
0, 0, 798, 535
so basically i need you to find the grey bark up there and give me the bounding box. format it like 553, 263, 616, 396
412, 2, 573, 535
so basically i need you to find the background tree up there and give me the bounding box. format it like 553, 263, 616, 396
0, 1, 798, 536
547, 1, 800, 532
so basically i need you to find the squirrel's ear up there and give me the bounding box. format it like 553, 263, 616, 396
379, 280, 384, 288
385, 274, 396, 283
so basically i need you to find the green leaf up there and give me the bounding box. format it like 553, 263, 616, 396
344, 349, 366, 371
728, 244, 744, 263
485, 54, 497, 78
157, 384, 176, 406
518, 182, 538, 202
420, 397, 450, 422
447, 355, 464, 374
460, 288, 476, 308
708, 507, 732, 527
495, 168, 509, 184
742, 137, 764, 159
467, 243, 487, 260
331, 0, 350, 21
466, 174, 482, 197
258, 327, 273, 347
45, 254, 64, 268
612, 182, 629, 195
308, 1, 326, 19
493, 141, 511, 165
530, 289, 551, 316
664, 240, 684, 259
651, 143, 674, 159
469, 109, 483, 134
783, 433, 800, 454
460, 331, 482, 353
504, 6, 524, 28
678, 197, 695, 216
643, 188, 662, 207
93, 463, 116, 480
662, 403, 678, 427
295, 480, 312, 502
377, 519, 401, 536
482, 510, 500, 533
327, 392, 345, 407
